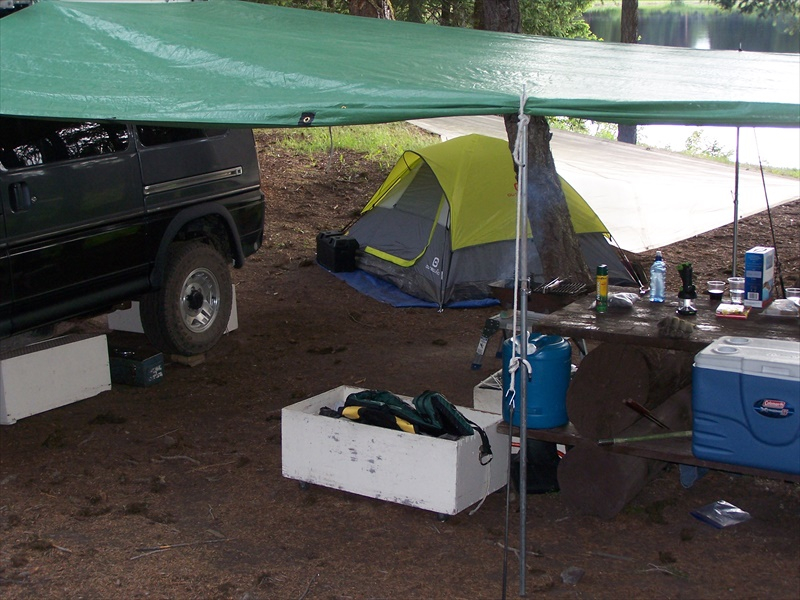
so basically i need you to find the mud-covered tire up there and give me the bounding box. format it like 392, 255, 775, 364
140, 241, 232, 356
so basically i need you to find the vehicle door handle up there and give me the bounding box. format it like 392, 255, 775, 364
9, 182, 34, 212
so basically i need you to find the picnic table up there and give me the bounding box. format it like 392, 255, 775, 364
501, 290, 800, 489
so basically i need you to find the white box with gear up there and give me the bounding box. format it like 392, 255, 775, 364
282, 386, 509, 516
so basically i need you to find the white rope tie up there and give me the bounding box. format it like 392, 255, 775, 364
504, 354, 531, 414
506, 86, 531, 417
512, 113, 530, 167
509, 90, 529, 369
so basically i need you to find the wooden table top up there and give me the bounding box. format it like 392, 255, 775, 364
522, 290, 799, 353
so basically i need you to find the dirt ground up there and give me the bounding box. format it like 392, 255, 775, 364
1, 127, 798, 600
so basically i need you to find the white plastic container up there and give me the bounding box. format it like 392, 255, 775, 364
282, 386, 509, 516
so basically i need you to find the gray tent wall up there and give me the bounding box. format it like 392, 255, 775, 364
348, 159, 635, 307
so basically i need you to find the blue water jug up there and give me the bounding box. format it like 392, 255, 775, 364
501, 332, 572, 429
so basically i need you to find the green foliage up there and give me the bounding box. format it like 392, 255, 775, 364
250, 0, 349, 13
683, 130, 734, 161
592, 121, 618, 140
707, 0, 800, 34
393, 0, 474, 26
548, 117, 590, 133
250, 0, 597, 37
521, 0, 596, 37
258, 123, 437, 168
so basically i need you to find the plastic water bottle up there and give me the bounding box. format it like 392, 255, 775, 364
649, 251, 666, 303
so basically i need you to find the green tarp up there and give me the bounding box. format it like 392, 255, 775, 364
1, 0, 798, 127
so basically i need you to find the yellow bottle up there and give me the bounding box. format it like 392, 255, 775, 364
596, 264, 608, 313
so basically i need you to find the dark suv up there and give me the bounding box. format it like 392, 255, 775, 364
0, 117, 265, 356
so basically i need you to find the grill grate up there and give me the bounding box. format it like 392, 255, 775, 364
531, 280, 588, 296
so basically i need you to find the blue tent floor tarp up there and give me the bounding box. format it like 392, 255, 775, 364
325, 267, 500, 309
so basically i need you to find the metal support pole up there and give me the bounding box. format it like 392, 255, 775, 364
516, 101, 529, 599
732, 127, 741, 276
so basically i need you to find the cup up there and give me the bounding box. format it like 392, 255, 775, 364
728, 277, 745, 305
707, 280, 725, 302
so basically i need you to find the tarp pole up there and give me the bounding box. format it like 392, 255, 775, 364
515, 90, 530, 598
732, 127, 741, 276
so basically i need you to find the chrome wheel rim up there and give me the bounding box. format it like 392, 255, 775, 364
179, 267, 220, 332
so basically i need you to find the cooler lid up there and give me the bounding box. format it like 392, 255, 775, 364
694, 336, 800, 382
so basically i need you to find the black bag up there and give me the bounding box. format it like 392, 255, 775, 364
336, 389, 493, 464
510, 439, 561, 494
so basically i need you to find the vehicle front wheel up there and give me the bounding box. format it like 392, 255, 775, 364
140, 241, 233, 356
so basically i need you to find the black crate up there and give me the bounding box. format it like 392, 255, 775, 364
109, 346, 164, 387
316, 231, 359, 272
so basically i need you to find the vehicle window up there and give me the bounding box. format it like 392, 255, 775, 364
0, 117, 129, 170
136, 126, 227, 147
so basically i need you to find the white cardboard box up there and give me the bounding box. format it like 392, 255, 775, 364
282, 386, 509, 516
473, 369, 504, 414
107, 285, 239, 334
744, 246, 775, 308
0, 334, 111, 425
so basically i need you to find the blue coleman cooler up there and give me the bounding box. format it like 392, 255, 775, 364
692, 336, 800, 474
501, 333, 571, 429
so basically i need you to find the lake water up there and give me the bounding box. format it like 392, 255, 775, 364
584, 5, 800, 53
584, 4, 800, 169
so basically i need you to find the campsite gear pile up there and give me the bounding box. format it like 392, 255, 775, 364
346, 134, 637, 308
323, 389, 493, 465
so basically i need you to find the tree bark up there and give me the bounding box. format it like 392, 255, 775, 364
504, 116, 592, 286
476, 0, 590, 287
348, 0, 395, 19
620, 0, 639, 43
617, 0, 638, 145
474, 0, 520, 32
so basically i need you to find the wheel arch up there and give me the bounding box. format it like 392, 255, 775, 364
149, 203, 245, 289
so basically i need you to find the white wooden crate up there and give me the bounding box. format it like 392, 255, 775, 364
282, 386, 509, 516
107, 285, 239, 334
0, 334, 111, 425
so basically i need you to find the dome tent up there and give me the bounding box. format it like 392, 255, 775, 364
347, 134, 637, 308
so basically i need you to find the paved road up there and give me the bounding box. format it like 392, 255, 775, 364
409, 116, 800, 253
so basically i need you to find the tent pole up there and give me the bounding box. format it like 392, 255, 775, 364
516, 98, 530, 598
732, 127, 741, 276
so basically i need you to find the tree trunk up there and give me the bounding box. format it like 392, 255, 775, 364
620, 0, 639, 43
617, 0, 638, 145
503, 115, 593, 286
477, 0, 590, 287
474, 0, 520, 32
348, 0, 395, 19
